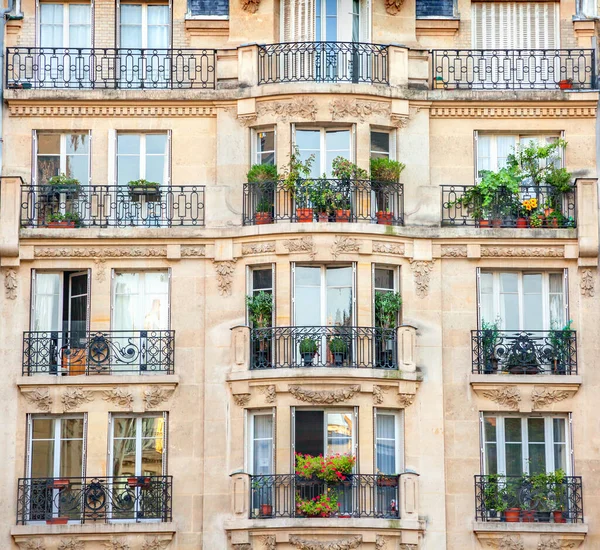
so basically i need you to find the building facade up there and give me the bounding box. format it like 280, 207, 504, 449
0, 0, 599, 549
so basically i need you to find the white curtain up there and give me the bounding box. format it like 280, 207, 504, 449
496, 136, 516, 170
147, 5, 169, 48
40, 4, 64, 47
120, 5, 143, 48
548, 273, 564, 328
68, 5, 91, 48
499, 273, 519, 330
252, 415, 273, 475
522, 274, 543, 331
33, 273, 61, 331
376, 414, 396, 474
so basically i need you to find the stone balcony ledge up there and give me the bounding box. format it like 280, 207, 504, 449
17, 374, 180, 388
225, 517, 423, 531
12, 522, 176, 537
227, 367, 420, 383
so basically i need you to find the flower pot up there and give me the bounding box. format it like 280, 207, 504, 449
434, 77, 445, 89
127, 476, 151, 489
46, 517, 69, 525
332, 352, 344, 367
318, 212, 330, 223
537, 511, 551, 522
553, 510, 566, 523
522, 510, 535, 522
47, 221, 76, 228
296, 208, 314, 223
478, 219, 490, 228
302, 352, 315, 366
255, 212, 273, 225
504, 508, 521, 522
516, 217, 528, 228
559, 80, 573, 90
546, 218, 559, 228
376, 211, 393, 225
260, 504, 273, 517
52, 479, 70, 489
338, 513, 352, 518
335, 209, 350, 223
129, 187, 161, 202
377, 476, 398, 487
491, 218, 503, 228
544, 208, 554, 217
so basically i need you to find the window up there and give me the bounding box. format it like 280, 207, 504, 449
248, 411, 274, 475
39, 2, 91, 48
479, 271, 566, 331
416, 0, 455, 18
117, 133, 169, 188
35, 133, 90, 186
577, 0, 597, 18
294, 128, 351, 178
375, 410, 403, 475
120, 3, 169, 49
373, 265, 399, 323
188, 0, 228, 17
482, 414, 569, 476
254, 129, 276, 166
250, 267, 273, 297
370, 131, 392, 160
293, 409, 356, 457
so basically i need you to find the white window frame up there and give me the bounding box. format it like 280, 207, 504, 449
481, 414, 571, 476
33, 131, 91, 186
116, 132, 170, 187
37, 1, 93, 48
374, 409, 404, 475
119, 2, 170, 49
252, 127, 276, 166
246, 409, 276, 475
370, 129, 396, 161
292, 126, 355, 177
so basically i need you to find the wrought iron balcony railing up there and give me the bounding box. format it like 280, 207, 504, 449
258, 42, 389, 84
441, 185, 576, 228
250, 474, 400, 519
23, 330, 175, 375
475, 475, 583, 523
6, 47, 216, 89
472, 330, 577, 375
21, 184, 205, 227
17, 476, 173, 524
243, 179, 403, 226
431, 49, 596, 90
250, 326, 398, 370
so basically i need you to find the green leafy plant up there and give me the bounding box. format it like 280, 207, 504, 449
47, 173, 80, 188
331, 156, 368, 181
246, 291, 273, 329
329, 337, 347, 354
47, 211, 81, 225
370, 158, 405, 183
549, 320, 573, 373
481, 319, 500, 372
483, 475, 509, 515
247, 163, 278, 183
295, 490, 339, 517
506, 138, 568, 188
128, 179, 160, 189
281, 147, 315, 207
310, 178, 334, 214
332, 191, 351, 211
529, 211, 544, 228
374, 292, 403, 330
295, 453, 356, 483
299, 337, 318, 354
256, 196, 273, 214
477, 167, 522, 219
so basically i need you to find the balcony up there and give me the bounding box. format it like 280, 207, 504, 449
21, 184, 205, 228
475, 475, 584, 523
22, 330, 175, 376
250, 326, 398, 370
250, 474, 399, 519
258, 42, 389, 85
472, 330, 577, 375
17, 476, 172, 524
243, 179, 404, 226
431, 49, 596, 90
441, 185, 576, 228
6, 48, 216, 89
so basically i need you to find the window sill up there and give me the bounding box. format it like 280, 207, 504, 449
185, 17, 229, 37
416, 18, 460, 37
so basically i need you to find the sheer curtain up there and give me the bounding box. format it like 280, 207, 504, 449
147, 5, 169, 48
548, 273, 564, 329
40, 4, 64, 47
33, 273, 61, 331
68, 5, 91, 48
522, 274, 543, 331
376, 414, 396, 474
252, 415, 273, 475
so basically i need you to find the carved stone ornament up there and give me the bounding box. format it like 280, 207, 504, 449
537, 537, 576, 550
181, 246, 206, 257
482, 387, 521, 410
259, 385, 277, 404
144, 387, 174, 409
283, 236, 316, 260
262, 535, 277, 550
233, 393, 251, 406
237, 113, 258, 127
22, 540, 46, 550
289, 385, 360, 404
441, 246, 467, 258
409, 260, 435, 298
289, 536, 362, 550
232, 545, 252, 550
24, 389, 53, 412
102, 388, 134, 409
58, 541, 85, 550
4, 268, 17, 299
241, 0, 260, 12
61, 388, 94, 411
141, 538, 170, 550
373, 241, 405, 255
34, 247, 167, 258
375, 535, 387, 549
257, 97, 317, 122
242, 242, 276, 255
213, 260, 238, 296
331, 236, 361, 259
10, 104, 216, 118
399, 545, 418, 550
330, 98, 390, 122
481, 247, 563, 258
103, 539, 130, 550
391, 114, 410, 128
385, 0, 404, 15
373, 385, 388, 404
397, 393, 415, 407
94, 258, 106, 283
485, 535, 524, 550
531, 387, 570, 410
580, 268, 595, 297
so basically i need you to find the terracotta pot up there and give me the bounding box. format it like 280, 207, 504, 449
127, 476, 151, 489
478, 219, 491, 228
559, 80, 573, 90
296, 208, 314, 223
553, 510, 566, 523
491, 218, 503, 228
318, 212, 329, 222
260, 504, 273, 517
47, 221, 76, 228
504, 508, 521, 522
544, 208, 554, 217
547, 217, 559, 228
52, 479, 70, 489
521, 510, 535, 522
254, 212, 273, 225
335, 209, 351, 223
376, 211, 393, 225
46, 517, 69, 525
516, 217, 528, 228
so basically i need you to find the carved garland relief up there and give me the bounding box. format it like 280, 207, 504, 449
289, 536, 362, 550
213, 260, 238, 296
481, 387, 521, 410
409, 260, 435, 298
241, 0, 260, 12
288, 385, 360, 404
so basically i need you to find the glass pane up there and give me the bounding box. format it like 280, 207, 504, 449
549, 273, 564, 328
113, 438, 136, 477
253, 415, 273, 475
38, 134, 61, 155
496, 136, 516, 169
295, 267, 321, 326
528, 444, 546, 475
554, 444, 566, 472
147, 5, 169, 48
141, 417, 163, 476
118, 134, 140, 155
505, 444, 523, 476
326, 412, 352, 456
485, 442, 497, 475
31, 440, 55, 478
326, 266, 353, 326
68, 4, 91, 48
33, 418, 54, 440
505, 418, 522, 442
296, 130, 320, 178
477, 135, 491, 175
120, 4, 142, 48
528, 418, 545, 443
113, 417, 136, 439
484, 417, 497, 442
553, 418, 566, 443
479, 272, 495, 323
523, 274, 543, 330
256, 131, 275, 165
374, 268, 394, 291
40, 4, 64, 48
325, 130, 350, 176
371, 132, 390, 158
62, 418, 84, 440
295, 410, 324, 457
113, 273, 140, 331
499, 273, 519, 330
145, 156, 165, 185
66, 154, 88, 183
252, 269, 272, 292
146, 134, 167, 155
60, 439, 83, 477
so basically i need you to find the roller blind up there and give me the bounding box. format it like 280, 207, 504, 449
283, 0, 315, 42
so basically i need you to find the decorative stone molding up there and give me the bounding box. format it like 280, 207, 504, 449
262, 535, 276, 550
481, 247, 563, 258
373, 241, 405, 255
232, 545, 252, 550
409, 260, 435, 298
331, 236, 361, 259
144, 387, 174, 409
62, 388, 94, 411
35, 246, 167, 258
181, 246, 206, 257
373, 385, 388, 404
94, 259, 106, 282
391, 114, 410, 128
257, 97, 317, 122
289, 385, 361, 404
102, 388, 134, 409
485, 535, 524, 550
237, 113, 258, 127
242, 242, 275, 255
283, 237, 316, 260
213, 260, 238, 296
397, 393, 415, 407
430, 106, 597, 119
531, 387, 571, 410
537, 537, 576, 550
289, 536, 362, 550
259, 385, 277, 404
103, 540, 130, 550
58, 541, 85, 550
4, 268, 17, 299
330, 98, 390, 122
141, 538, 170, 550
441, 246, 467, 258
22, 540, 46, 550
233, 393, 251, 406
482, 387, 521, 410
385, 0, 403, 15
241, 0, 260, 12
580, 268, 595, 297
375, 536, 387, 550
399, 545, 417, 550
24, 389, 53, 412
9, 104, 217, 118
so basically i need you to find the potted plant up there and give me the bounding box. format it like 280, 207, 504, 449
558, 78, 573, 90
377, 474, 399, 487
328, 336, 347, 367
546, 469, 567, 523
44, 173, 81, 197
529, 210, 544, 228
370, 158, 405, 184
549, 320, 573, 375
247, 163, 278, 185
52, 479, 70, 489
295, 491, 339, 518
434, 75, 445, 89
374, 291, 402, 367
480, 320, 500, 374
128, 179, 161, 202
260, 503, 273, 517
483, 475, 508, 520
46, 211, 81, 228
248, 164, 277, 224
127, 476, 151, 489
46, 516, 70, 525
299, 337, 318, 366
281, 148, 315, 223
247, 291, 273, 367
254, 197, 274, 225
310, 178, 333, 222
332, 191, 351, 222
518, 198, 538, 228
332, 156, 368, 184
505, 339, 539, 375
